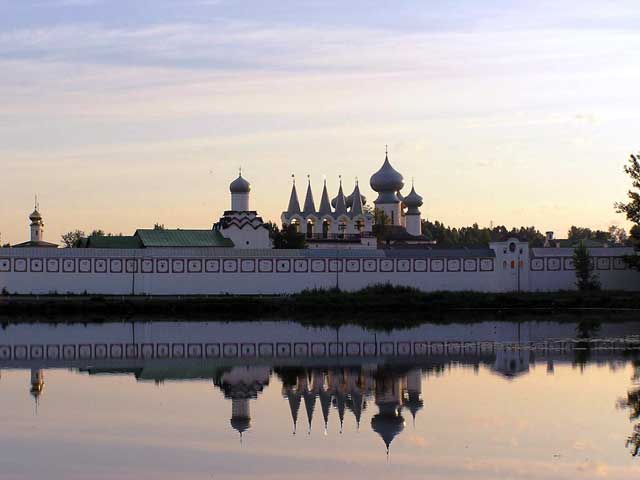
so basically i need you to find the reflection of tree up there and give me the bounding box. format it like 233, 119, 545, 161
573, 319, 601, 370
618, 360, 640, 456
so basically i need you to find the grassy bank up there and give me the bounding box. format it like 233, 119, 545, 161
1, 285, 639, 325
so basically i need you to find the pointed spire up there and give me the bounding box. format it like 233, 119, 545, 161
319, 389, 332, 434
303, 390, 316, 435
302, 175, 316, 214
318, 178, 332, 215
350, 180, 364, 216
335, 391, 346, 434
334, 176, 347, 215
287, 389, 302, 435
287, 174, 301, 214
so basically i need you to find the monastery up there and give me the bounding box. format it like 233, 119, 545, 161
0, 151, 638, 294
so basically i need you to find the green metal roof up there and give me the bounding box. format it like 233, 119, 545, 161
85, 236, 142, 249
135, 229, 234, 248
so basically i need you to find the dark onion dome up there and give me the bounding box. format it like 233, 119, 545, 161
230, 416, 251, 435
332, 188, 366, 209
370, 154, 404, 193
371, 410, 405, 454
29, 209, 42, 222
403, 186, 423, 208
229, 174, 251, 193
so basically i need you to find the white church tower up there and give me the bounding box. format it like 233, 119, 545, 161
30, 202, 44, 243
213, 171, 272, 249
230, 171, 251, 211
13, 199, 58, 248
370, 149, 404, 225
403, 183, 424, 236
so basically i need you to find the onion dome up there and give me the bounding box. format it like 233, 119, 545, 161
403, 186, 423, 208
230, 174, 251, 193
332, 187, 366, 209
371, 408, 405, 455
29, 209, 42, 222
403, 392, 424, 424
230, 416, 251, 435
370, 153, 404, 194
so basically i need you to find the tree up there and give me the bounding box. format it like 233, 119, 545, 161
61, 230, 85, 248
608, 225, 628, 245
90, 229, 106, 237
271, 223, 307, 249
616, 153, 640, 225
573, 242, 600, 291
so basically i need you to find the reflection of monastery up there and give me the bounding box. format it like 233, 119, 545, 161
1, 151, 638, 294
1, 320, 638, 455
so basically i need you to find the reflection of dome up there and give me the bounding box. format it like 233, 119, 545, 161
403, 392, 424, 422
370, 154, 404, 193
371, 409, 405, 453
230, 417, 251, 434
230, 175, 251, 193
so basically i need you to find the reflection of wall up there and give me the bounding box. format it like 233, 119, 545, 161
0, 321, 635, 372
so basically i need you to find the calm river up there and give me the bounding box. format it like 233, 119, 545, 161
1, 317, 640, 479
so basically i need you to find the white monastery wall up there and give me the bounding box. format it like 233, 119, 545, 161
0, 241, 637, 295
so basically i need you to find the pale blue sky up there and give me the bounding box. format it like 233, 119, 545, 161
1, 0, 639, 243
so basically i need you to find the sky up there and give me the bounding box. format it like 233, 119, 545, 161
0, 0, 639, 244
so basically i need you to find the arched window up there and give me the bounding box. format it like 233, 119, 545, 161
338, 219, 347, 239
322, 219, 330, 239
306, 220, 314, 239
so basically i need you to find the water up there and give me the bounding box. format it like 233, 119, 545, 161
1, 317, 640, 479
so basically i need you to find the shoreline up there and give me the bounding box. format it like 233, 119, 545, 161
1, 286, 639, 325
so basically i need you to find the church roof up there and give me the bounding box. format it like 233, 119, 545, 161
29, 209, 42, 222
403, 186, 423, 208
12, 240, 58, 248
318, 180, 332, 215
85, 235, 142, 249
135, 229, 234, 248
370, 153, 404, 193
302, 179, 316, 214
350, 182, 364, 216
287, 181, 301, 214
229, 174, 251, 193
334, 181, 348, 216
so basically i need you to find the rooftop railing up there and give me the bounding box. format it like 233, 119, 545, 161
305, 232, 374, 242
